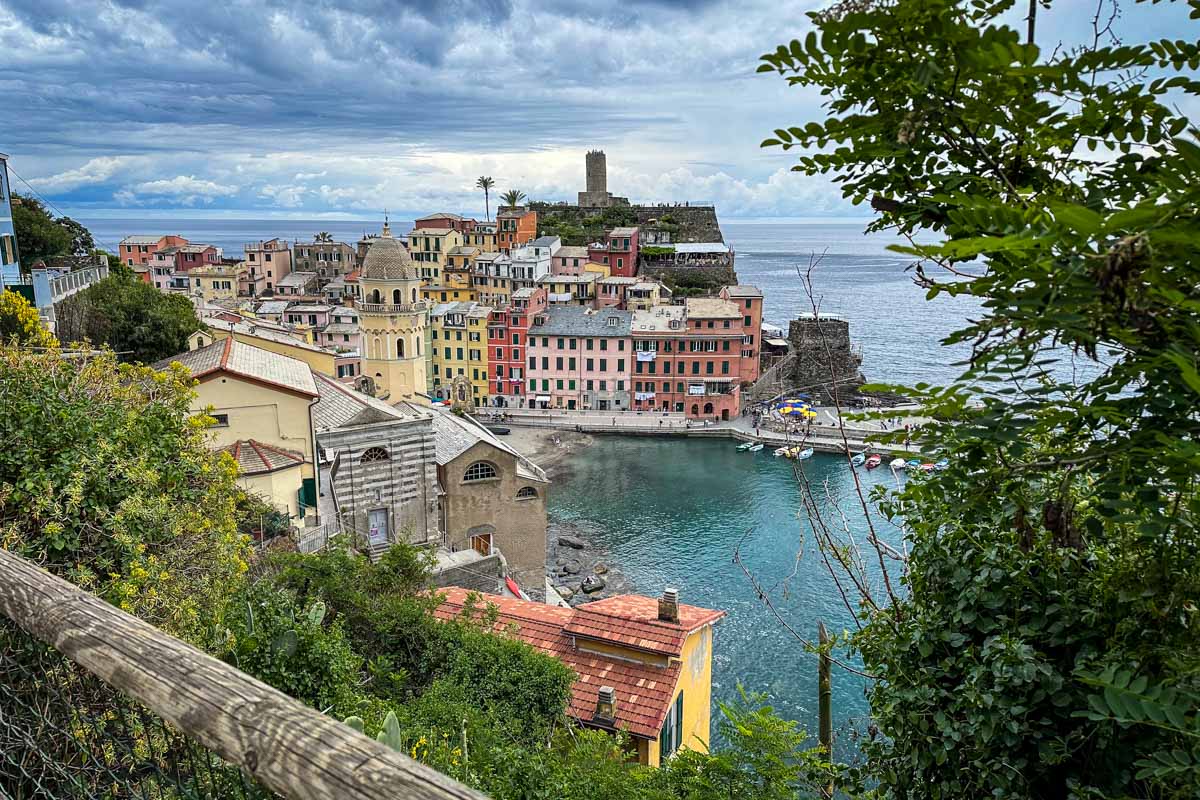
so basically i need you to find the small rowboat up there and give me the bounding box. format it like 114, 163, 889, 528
890, 457, 907, 470
865, 454, 882, 470
850, 452, 866, 467
774, 446, 792, 457
934, 458, 950, 471
747, 443, 764, 452
907, 458, 922, 470
920, 462, 936, 472
796, 447, 814, 460
737, 441, 756, 451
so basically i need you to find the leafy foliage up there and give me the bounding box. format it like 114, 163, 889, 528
0, 347, 249, 640
55, 274, 201, 363
761, 0, 1200, 796
500, 188, 527, 208
536, 204, 638, 246
0, 290, 56, 348
11, 194, 72, 270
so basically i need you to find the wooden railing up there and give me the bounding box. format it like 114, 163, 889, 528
0, 549, 486, 800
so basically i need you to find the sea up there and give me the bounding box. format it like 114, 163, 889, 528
78, 215, 992, 757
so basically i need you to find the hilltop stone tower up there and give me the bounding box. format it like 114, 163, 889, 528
578, 150, 615, 207
358, 220, 428, 402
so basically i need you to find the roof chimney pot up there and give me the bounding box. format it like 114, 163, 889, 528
659, 587, 680, 623
595, 686, 616, 723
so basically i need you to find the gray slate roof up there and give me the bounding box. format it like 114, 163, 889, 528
156, 338, 318, 396
529, 305, 632, 337
312, 373, 425, 431
428, 408, 547, 482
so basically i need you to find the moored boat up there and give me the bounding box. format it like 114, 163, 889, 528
747, 443, 765, 452
934, 458, 950, 471
737, 441, 755, 451
850, 452, 866, 467
774, 446, 792, 457
920, 462, 936, 472
907, 458, 922, 470
890, 457, 907, 470
797, 447, 814, 460
865, 454, 882, 470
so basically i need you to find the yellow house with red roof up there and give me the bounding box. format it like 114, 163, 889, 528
436, 587, 723, 766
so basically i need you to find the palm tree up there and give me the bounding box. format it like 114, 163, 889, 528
500, 189, 527, 209
475, 176, 495, 221
314, 231, 333, 243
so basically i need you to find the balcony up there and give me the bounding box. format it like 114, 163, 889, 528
358, 301, 428, 314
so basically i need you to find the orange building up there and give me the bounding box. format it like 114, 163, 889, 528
118, 234, 188, 267
496, 207, 537, 253
435, 587, 723, 766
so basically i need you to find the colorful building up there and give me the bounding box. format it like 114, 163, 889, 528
550, 244, 590, 275
722, 285, 763, 383
434, 587, 724, 766
358, 223, 428, 401
414, 212, 477, 234
471, 252, 514, 307
0, 154, 19, 286
118, 234, 188, 268
538, 273, 597, 307
430, 301, 490, 406
588, 226, 639, 278
421, 284, 478, 305
463, 223, 497, 252
487, 286, 547, 408
630, 294, 758, 420
244, 239, 293, 288
527, 306, 632, 410
496, 206, 537, 253
293, 238, 356, 287
187, 262, 244, 302
408, 227, 464, 282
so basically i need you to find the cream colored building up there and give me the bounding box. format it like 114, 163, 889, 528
358, 223, 428, 401
156, 338, 320, 520
190, 318, 338, 378
187, 262, 244, 303
408, 227, 464, 282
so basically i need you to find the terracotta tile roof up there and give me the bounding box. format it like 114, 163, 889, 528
434, 588, 722, 739
220, 439, 305, 474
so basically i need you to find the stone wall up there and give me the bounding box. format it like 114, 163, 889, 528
785, 316, 865, 402
432, 551, 505, 594
637, 262, 738, 292
629, 205, 724, 243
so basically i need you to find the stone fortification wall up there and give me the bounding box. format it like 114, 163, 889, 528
785, 316, 865, 402
629, 205, 724, 243
638, 262, 738, 290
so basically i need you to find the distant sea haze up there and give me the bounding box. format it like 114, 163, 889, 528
82, 216, 989, 388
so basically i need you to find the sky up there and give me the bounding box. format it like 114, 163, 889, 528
0, 0, 1192, 220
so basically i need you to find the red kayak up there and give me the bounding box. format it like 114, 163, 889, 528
505, 576, 523, 598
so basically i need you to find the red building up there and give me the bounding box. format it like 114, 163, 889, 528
587, 226, 639, 278
488, 286, 548, 407
630, 291, 761, 420
414, 212, 477, 234
118, 234, 188, 267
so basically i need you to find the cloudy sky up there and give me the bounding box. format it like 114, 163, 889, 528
0, 0, 1190, 220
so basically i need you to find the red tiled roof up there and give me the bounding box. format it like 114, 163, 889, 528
434, 588, 722, 739
220, 439, 305, 475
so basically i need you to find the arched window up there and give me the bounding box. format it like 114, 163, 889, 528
369, 289, 381, 303
392, 288, 402, 304
703, 402, 714, 415
463, 461, 498, 482
516, 486, 538, 500
361, 446, 389, 463
690, 404, 699, 416
372, 337, 381, 358
397, 337, 405, 358
411, 287, 418, 303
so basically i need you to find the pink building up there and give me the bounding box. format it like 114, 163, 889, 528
587, 226, 639, 278
119, 234, 187, 267
244, 239, 293, 292
550, 245, 590, 275
147, 243, 221, 292
487, 286, 548, 408
527, 306, 632, 410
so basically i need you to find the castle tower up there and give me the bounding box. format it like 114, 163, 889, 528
586, 150, 607, 194
358, 221, 428, 402
579, 150, 613, 207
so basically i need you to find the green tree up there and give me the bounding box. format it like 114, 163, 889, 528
0, 347, 249, 640
11, 194, 72, 270
314, 231, 333, 243
475, 176, 495, 220
55, 274, 201, 363
500, 188, 527, 208
761, 0, 1200, 796
0, 290, 56, 348
58, 216, 95, 255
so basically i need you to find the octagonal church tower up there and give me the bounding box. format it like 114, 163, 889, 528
358, 220, 427, 401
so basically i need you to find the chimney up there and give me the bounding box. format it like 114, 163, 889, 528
658, 587, 679, 623
595, 686, 616, 723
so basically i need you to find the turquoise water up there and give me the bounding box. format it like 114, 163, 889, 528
549, 436, 904, 758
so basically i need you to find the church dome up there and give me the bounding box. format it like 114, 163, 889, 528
361, 224, 418, 281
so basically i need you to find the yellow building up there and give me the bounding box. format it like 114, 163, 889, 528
190, 318, 337, 378
358, 223, 428, 401
463, 226, 497, 252
421, 284, 478, 304
187, 262, 245, 302
155, 338, 320, 521
471, 252, 513, 307
408, 227, 464, 282
435, 587, 724, 766
444, 244, 479, 289
429, 301, 490, 406
538, 273, 598, 306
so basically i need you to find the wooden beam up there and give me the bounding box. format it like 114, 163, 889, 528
0, 549, 487, 800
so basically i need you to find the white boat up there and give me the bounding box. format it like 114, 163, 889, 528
850, 452, 866, 467
737, 441, 756, 451
747, 443, 764, 452
890, 457, 907, 470
797, 447, 814, 460
774, 447, 792, 457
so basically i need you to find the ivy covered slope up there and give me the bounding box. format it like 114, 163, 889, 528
761, 0, 1200, 797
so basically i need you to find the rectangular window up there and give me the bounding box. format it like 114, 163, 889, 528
599, 359, 607, 371
599, 380, 607, 391
706, 361, 714, 374
512, 333, 519, 344
542, 379, 550, 391
618, 380, 625, 391
556, 379, 564, 390
557, 338, 565, 349
587, 379, 594, 390
542, 357, 549, 369
456, 348, 464, 360
635, 381, 643, 392
568, 380, 576, 390
692, 362, 700, 375
569, 357, 576, 370
556, 357, 563, 370
586, 338, 594, 350
664, 361, 671, 374
600, 340, 608, 351
722, 361, 730, 374
569, 339, 577, 350
660, 692, 684, 761
529, 356, 536, 369
586, 358, 594, 371
745, 315, 752, 326
210, 413, 229, 427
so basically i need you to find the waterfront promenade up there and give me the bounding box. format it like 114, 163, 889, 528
479, 407, 927, 454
